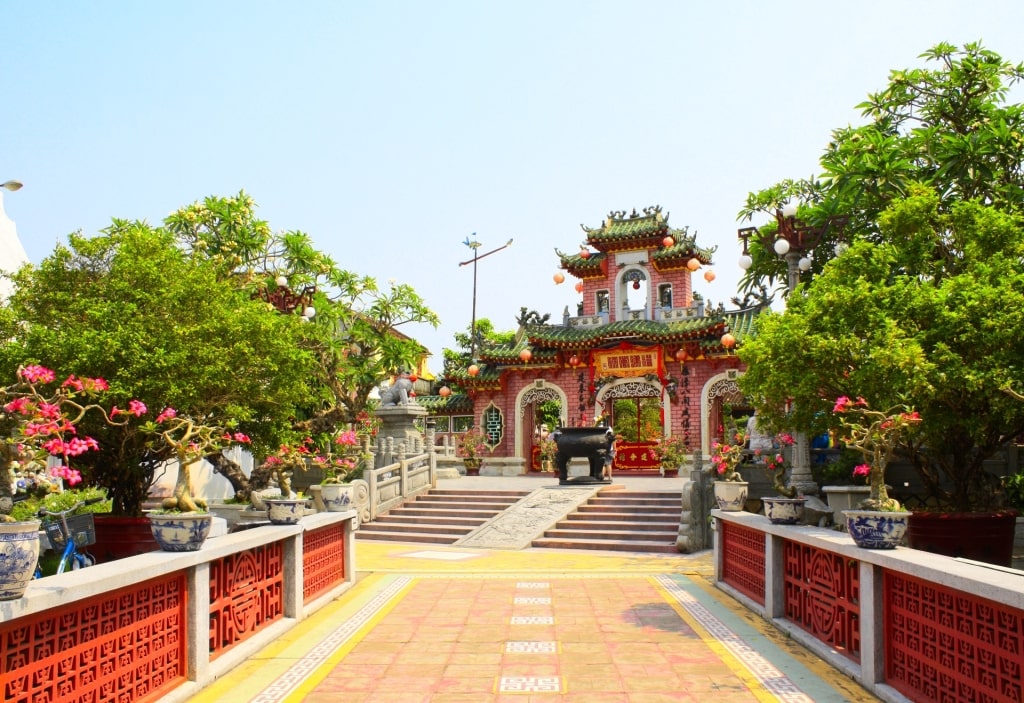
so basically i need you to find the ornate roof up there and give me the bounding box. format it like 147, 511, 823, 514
556, 205, 716, 275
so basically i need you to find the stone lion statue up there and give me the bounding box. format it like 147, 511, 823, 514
380, 372, 416, 406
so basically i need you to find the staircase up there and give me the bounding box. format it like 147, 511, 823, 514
531, 490, 682, 554
355, 489, 532, 545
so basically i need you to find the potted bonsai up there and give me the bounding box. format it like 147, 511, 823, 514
537, 438, 557, 473
709, 430, 748, 511
755, 432, 805, 524
143, 407, 251, 550
652, 434, 688, 478
833, 396, 921, 549
457, 428, 488, 476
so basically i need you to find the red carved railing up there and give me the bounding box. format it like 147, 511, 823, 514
2, 574, 186, 703
720, 520, 765, 605
209, 543, 285, 660
886, 570, 1024, 703
303, 522, 347, 603
784, 540, 860, 662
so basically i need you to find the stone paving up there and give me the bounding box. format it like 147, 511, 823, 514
182, 537, 881, 702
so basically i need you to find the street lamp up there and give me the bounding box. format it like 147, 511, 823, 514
736, 203, 846, 497
737, 203, 846, 295
459, 236, 513, 360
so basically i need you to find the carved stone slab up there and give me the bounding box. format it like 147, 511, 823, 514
454, 486, 600, 550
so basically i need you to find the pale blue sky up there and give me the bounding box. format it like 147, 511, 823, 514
3, 1, 1023, 365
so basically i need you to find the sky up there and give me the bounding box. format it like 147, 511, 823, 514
3, 1, 1024, 368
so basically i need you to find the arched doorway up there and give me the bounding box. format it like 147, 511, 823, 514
700, 370, 749, 458
597, 377, 666, 473
516, 382, 565, 471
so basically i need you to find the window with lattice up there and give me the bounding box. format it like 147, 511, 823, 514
482, 403, 503, 448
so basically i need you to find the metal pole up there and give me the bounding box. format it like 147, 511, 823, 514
459, 238, 513, 361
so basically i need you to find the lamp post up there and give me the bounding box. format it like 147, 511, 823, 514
1, 181, 23, 192
736, 203, 846, 497
459, 236, 513, 360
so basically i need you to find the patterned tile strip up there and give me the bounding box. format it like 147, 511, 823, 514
654, 574, 815, 703
249, 576, 413, 703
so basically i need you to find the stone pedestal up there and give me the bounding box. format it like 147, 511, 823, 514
374, 403, 427, 449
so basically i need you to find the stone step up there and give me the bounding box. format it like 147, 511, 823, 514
542, 527, 678, 542
558, 517, 678, 531
576, 504, 679, 515
358, 521, 477, 535
417, 490, 531, 498
385, 507, 504, 519
587, 497, 682, 507
374, 514, 485, 527
530, 536, 680, 554
406, 499, 521, 511
356, 530, 461, 544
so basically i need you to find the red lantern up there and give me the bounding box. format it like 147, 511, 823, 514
686, 258, 700, 271
579, 249, 591, 259
721, 333, 736, 349
438, 386, 451, 397
632, 280, 641, 290
703, 270, 716, 282
553, 272, 565, 284
675, 348, 687, 362
408, 373, 418, 382
568, 354, 580, 367
519, 349, 532, 362
574, 281, 584, 293
468, 364, 480, 377
662, 235, 675, 248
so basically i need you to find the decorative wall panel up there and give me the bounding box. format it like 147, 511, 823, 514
208, 543, 284, 659
1, 575, 186, 703
720, 521, 765, 606
886, 570, 1023, 703
783, 540, 860, 662
304, 523, 346, 603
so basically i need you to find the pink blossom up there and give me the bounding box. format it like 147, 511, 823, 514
20, 365, 55, 384
156, 407, 177, 423
128, 400, 147, 416
232, 432, 251, 443
853, 464, 871, 477
334, 430, 358, 447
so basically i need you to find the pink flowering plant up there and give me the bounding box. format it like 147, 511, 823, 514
710, 430, 747, 482
457, 428, 488, 463
755, 432, 797, 497
0, 365, 141, 522
833, 396, 922, 511
142, 407, 251, 513
652, 434, 689, 475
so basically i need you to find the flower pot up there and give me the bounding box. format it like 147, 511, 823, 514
843, 509, 911, 549
148, 512, 213, 552
906, 510, 1018, 567
463, 459, 482, 476
209, 501, 247, 527
762, 496, 806, 524
318, 483, 354, 512
821, 485, 872, 514
714, 481, 748, 512
0, 520, 41, 600
266, 498, 307, 525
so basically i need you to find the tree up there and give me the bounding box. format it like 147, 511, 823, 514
739, 190, 1024, 511
735, 43, 1024, 512
737, 42, 1024, 299
0, 220, 315, 514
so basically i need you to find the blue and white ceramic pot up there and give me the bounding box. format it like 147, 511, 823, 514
266, 499, 307, 524
714, 481, 748, 512
318, 484, 354, 512
843, 509, 911, 549
148, 512, 213, 552
762, 497, 807, 524
0, 520, 41, 600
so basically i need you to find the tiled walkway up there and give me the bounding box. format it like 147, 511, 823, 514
185, 541, 879, 702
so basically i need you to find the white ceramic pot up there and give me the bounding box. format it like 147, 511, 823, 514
318, 483, 354, 512
761, 496, 807, 524
148, 512, 212, 552
266, 499, 307, 525
714, 481, 749, 512
0, 520, 41, 600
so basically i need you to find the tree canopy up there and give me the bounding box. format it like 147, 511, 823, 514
735, 42, 1024, 512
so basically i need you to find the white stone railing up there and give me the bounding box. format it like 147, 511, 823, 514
363, 451, 435, 522
713, 510, 1024, 703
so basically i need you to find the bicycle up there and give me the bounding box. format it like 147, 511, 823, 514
38, 497, 102, 574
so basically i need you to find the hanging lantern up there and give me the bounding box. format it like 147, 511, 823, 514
408, 373, 418, 382
686, 258, 700, 271
675, 348, 687, 362
632, 280, 641, 290
468, 364, 480, 377
721, 333, 736, 349
519, 349, 532, 362
662, 235, 675, 248
553, 272, 565, 284
574, 281, 584, 293
579, 248, 591, 259
438, 386, 451, 397
568, 353, 580, 367
703, 269, 716, 282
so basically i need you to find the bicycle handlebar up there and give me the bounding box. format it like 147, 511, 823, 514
37, 495, 104, 518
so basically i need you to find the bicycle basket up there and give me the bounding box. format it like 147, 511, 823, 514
44, 513, 97, 550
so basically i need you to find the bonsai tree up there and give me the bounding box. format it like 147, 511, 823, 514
0, 218, 316, 515
736, 43, 1024, 513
